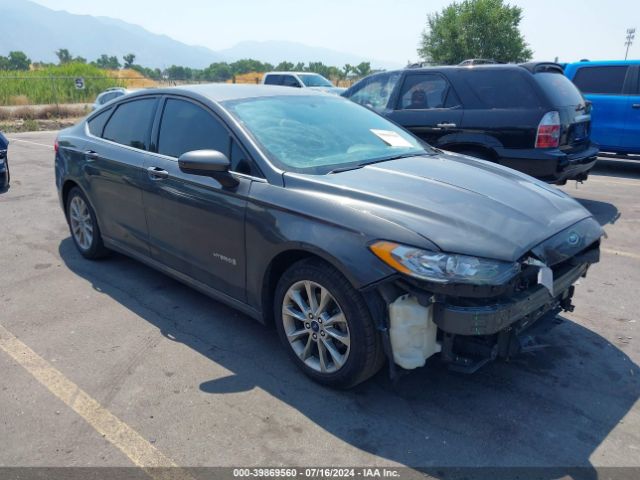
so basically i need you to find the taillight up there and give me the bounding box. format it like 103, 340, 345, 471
535, 111, 561, 148
54, 138, 59, 153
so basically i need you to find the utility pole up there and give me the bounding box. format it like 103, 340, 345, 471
625, 28, 636, 60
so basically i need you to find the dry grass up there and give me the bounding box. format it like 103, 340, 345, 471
229, 72, 263, 84
8, 95, 30, 106
0, 104, 89, 121
107, 69, 159, 88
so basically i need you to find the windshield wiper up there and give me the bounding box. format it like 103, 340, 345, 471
329, 152, 430, 174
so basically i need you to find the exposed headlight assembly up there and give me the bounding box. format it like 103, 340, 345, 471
370, 241, 520, 286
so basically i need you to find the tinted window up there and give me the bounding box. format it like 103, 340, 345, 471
87, 107, 112, 136
158, 98, 229, 158
98, 92, 116, 105
348, 72, 402, 113
282, 75, 301, 87
463, 70, 541, 108
102, 98, 157, 150
264, 75, 282, 85
535, 72, 584, 106
573, 66, 629, 94
398, 74, 461, 109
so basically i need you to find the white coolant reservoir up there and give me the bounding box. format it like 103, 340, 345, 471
388, 294, 441, 370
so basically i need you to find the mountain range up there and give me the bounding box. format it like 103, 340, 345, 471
0, 0, 401, 69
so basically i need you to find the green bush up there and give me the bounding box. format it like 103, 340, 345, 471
0, 63, 124, 105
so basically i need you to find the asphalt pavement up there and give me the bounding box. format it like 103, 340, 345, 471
0, 131, 638, 476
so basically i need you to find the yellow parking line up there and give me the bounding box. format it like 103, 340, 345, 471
602, 248, 640, 261
0, 323, 193, 480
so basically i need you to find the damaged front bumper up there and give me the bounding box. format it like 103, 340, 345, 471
371, 241, 600, 377
433, 263, 587, 337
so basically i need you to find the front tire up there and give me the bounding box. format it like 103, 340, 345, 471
66, 187, 109, 259
274, 259, 384, 388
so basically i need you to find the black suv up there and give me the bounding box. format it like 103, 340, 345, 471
343, 63, 599, 184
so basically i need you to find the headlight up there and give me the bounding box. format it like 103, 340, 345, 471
370, 241, 520, 285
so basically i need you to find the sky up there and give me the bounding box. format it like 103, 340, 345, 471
30, 0, 640, 64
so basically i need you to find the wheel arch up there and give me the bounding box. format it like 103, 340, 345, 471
260, 246, 363, 327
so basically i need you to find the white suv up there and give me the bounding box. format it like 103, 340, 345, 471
262, 72, 345, 94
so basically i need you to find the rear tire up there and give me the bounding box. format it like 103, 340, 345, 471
274, 259, 385, 388
66, 187, 109, 259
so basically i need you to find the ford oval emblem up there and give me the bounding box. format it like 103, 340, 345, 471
567, 231, 580, 246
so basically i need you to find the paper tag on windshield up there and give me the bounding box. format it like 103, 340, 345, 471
370, 129, 413, 147
537, 266, 554, 297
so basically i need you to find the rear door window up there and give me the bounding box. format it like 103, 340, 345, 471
282, 75, 301, 87
534, 72, 584, 106
102, 98, 157, 150
348, 72, 401, 113
398, 73, 461, 110
572, 66, 629, 94
463, 69, 541, 108
157, 98, 229, 158
264, 75, 282, 85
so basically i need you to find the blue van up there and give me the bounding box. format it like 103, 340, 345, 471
565, 61, 640, 155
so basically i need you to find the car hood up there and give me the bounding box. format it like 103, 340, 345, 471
284, 152, 602, 263
307, 86, 346, 95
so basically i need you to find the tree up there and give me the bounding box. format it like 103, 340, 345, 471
93, 54, 121, 69
5, 51, 31, 70
55, 48, 72, 65
123, 53, 136, 69
307, 61, 331, 78
354, 61, 371, 77
418, 0, 532, 64
342, 64, 353, 78
275, 61, 294, 71
203, 62, 233, 82
73, 56, 87, 64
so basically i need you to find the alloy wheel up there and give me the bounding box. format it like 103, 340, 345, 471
282, 280, 351, 373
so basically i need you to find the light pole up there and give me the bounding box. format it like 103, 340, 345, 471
625, 28, 636, 60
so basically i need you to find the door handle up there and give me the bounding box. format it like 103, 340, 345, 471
147, 166, 169, 180
436, 122, 457, 128
85, 150, 100, 161
632, 104, 640, 109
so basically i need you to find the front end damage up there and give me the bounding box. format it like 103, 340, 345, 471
367, 217, 603, 376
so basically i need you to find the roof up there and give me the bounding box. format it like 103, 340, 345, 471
129, 83, 328, 103
565, 60, 640, 67
264, 71, 324, 76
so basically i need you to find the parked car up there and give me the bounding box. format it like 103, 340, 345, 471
262, 71, 345, 94
0, 131, 9, 191
342, 62, 599, 184
92, 87, 131, 111
55, 85, 603, 388
565, 60, 640, 155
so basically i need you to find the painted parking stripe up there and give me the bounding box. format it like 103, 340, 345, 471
0, 323, 194, 480
6, 138, 54, 149
602, 248, 640, 261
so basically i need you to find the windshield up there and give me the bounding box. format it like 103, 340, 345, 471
299, 74, 334, 88
223, 95, 427, 174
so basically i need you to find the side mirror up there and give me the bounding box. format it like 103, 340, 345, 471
178, 150, 238, 188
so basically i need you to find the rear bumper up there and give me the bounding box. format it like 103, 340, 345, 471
496, 143, 599, 183
432, 263, 587, 336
